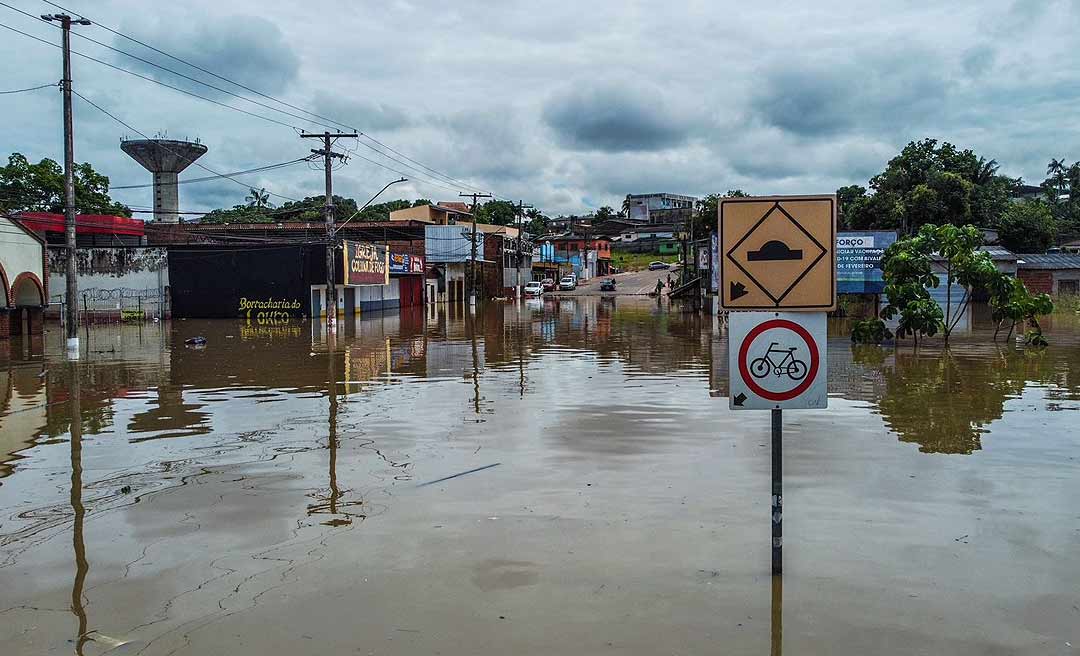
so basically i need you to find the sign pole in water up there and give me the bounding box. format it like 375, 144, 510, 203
720, 195, 836, 578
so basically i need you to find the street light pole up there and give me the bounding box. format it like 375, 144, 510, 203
43, 13, 90, 358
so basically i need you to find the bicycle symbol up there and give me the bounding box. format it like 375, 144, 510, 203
750, 342, 808, 381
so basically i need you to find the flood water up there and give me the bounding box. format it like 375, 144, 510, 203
1, 298, 1078, 655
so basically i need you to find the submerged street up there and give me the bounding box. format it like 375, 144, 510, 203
1, 299, 1079, 655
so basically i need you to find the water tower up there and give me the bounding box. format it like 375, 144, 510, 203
120, 137, 208, 223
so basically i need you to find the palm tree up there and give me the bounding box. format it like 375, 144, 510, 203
245, 187, 271, 208
621, 194, 632, 218
973, 157, 999, 185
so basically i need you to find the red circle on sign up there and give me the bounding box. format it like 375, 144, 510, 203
737, 319, 820, 402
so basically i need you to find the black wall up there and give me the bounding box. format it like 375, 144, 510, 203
168, 246, 325, 318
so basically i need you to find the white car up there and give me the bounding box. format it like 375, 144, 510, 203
524, 281, 544, 296
559, 276, 577, 291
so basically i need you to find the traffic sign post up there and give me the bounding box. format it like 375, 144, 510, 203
728, 311, 827, 576
728, 312, 827, 410
720, 196, 836, 311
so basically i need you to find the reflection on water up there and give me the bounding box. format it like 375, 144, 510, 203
0, 299, 1078, 654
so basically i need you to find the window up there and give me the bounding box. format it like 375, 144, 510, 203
1058, 279, 1079, 295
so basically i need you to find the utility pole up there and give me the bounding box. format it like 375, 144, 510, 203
514, 200, 533, 298
302, 131, 357, 334
43, 13, 90, 359
459, 192, 491, 306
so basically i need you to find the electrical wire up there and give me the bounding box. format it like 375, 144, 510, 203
0, 80, 58, 94
69, 88, 300, 202
0, 19, 301, 130
108, 156, 315, 189
33, 0, 511, 200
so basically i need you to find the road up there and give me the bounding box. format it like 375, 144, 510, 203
550, 265, 682, 296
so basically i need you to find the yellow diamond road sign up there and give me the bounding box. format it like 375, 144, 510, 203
720, 195, 836, 311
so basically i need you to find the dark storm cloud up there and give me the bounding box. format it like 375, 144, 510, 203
313, 94, 411, 132
114, 15, 300, 98
751, 53, 949, 138
542, 83, 700, 153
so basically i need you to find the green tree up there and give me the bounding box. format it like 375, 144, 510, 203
843, 139, 1018, 234
412, 198, 432, 207
0, 152, 131, 217
997, 200, 1056, 253
524, 208, 549, 236
836, 184, 868, 228
693, 190, 747, 238
594, 205, 617, 222
1041, 158, 1080, 233
245, 187, 271, 208
473, 199, 517, 226
880, 223, 1053, 346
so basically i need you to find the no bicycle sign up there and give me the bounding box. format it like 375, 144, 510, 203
728, 312, 827, 410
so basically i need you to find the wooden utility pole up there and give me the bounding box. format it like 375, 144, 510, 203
302, 131, 357, 334
515, 200, 533, 297
460, 192, 491, 305
43, 13, 90, 358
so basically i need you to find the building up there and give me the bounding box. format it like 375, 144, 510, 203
0, 214, 47, 340
17, 212, 145, 246
423, 222, 529, 301
624, 193, 696, 224
167, 242, 401, 319
388, 203, 472, 225
1016, 253, 1080, 295
18, 212, 170, 321
538, 234, 612, 279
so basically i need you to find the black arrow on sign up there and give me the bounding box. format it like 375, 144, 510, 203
733, 392, 747, 406
730, 281, 749, 300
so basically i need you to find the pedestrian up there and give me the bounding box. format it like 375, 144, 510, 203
655, 278, 664, 296
667, 273, 673, 289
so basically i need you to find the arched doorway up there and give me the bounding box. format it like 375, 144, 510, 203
9, 272, 44, 337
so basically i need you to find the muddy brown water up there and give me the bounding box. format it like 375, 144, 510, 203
1, 298, 1078, 655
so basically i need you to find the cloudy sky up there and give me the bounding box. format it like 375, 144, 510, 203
1, 0, 1078, 217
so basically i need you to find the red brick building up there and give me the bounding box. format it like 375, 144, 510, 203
1016, 253, 1080, 295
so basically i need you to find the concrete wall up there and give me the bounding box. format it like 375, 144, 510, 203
46, 247, 169, 319
0, 216, 45, 307
312, 279, 402, 316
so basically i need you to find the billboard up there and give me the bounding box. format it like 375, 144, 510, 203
343, 241, 389, 286
836, 231, 897, 294
389, 253, 426, 275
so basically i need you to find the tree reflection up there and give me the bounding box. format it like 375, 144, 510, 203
875, 349, 1042, 454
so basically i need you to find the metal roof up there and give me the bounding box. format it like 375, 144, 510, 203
978, 245, 1018, 261
1016, 253, 1080, 270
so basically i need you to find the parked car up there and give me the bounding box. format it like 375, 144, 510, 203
559, 276, 577, 291
600, 278, 617, 292
648, 261, 670, 270
541, 278, 556, 292
524, 281, 544, 296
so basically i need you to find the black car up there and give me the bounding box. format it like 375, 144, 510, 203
600, 278, 617, 291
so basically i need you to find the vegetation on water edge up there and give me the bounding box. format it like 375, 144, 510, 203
852, 224, 1055, 347
611, 252, 679, 272
1053, 294, 1080, 314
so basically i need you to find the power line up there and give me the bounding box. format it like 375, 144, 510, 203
108, 156, 314, 189
1, 8, 528, 208
0, 19, 301, 130
0, 0, 341, 133
69, 88, 300, 202
31, 0, 509, 199
0, 80, 58, 94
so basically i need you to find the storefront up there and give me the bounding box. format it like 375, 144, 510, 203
389, 252, 426, 308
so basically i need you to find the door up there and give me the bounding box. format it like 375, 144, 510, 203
344, 287, 356, 316
311, 288, 322, 318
